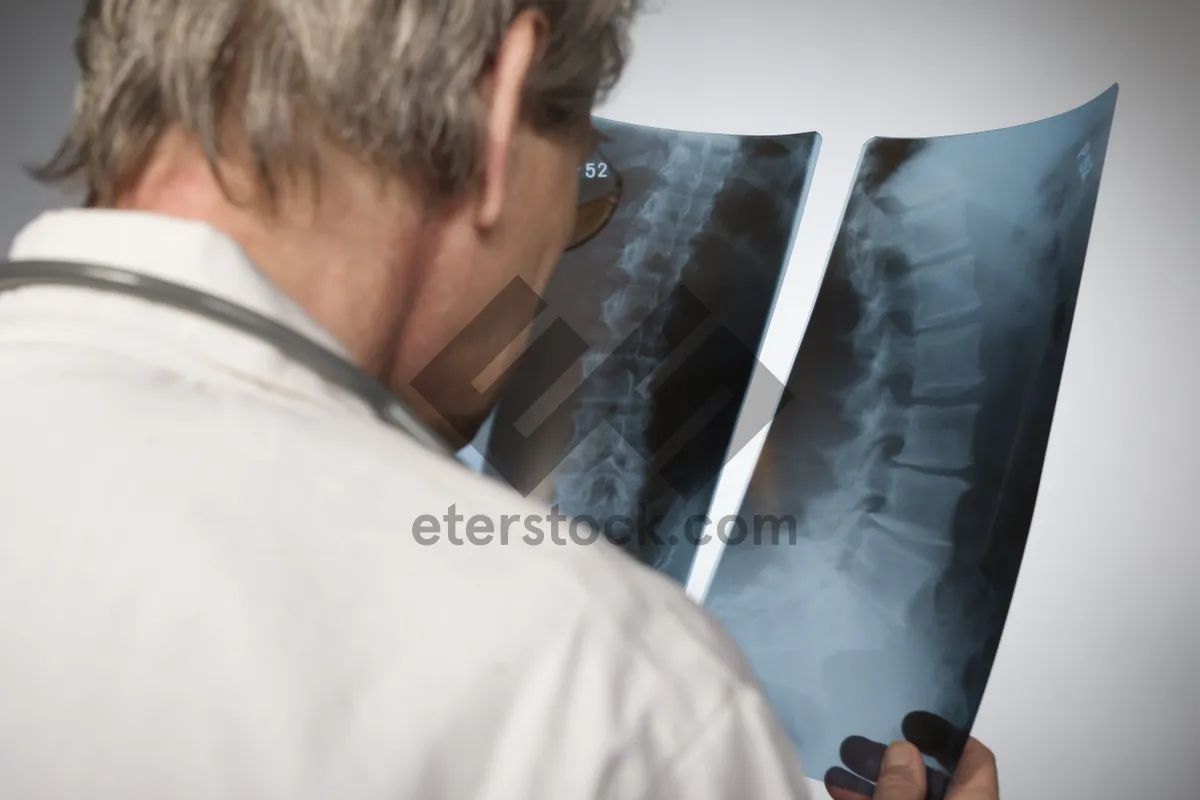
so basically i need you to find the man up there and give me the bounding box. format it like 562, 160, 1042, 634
0, 1, 998, 798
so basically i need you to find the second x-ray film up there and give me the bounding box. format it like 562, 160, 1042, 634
702, 85, 1119, 791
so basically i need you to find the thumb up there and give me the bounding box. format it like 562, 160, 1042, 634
871, 741, 927, 800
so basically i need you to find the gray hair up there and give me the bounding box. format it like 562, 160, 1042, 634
32, 0, 644, 205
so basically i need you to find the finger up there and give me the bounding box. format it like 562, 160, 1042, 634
825, 766, 874, 799
946, 738, 998, 799
827, 788, 871, 800
872, 742, 927, 800
901, 711, 968, 770
840, 735, 887, 782
924, 766, 951, 800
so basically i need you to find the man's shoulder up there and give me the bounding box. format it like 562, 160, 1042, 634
2, 346, 760, 694
305, 409, 752, 676
296, 410, 775, 763
333, 435, 804, 797
9, 351, 755, 695
335, 417, 760, 688
0, 341, 807, 797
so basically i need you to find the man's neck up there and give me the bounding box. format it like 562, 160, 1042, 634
111, 131, 436, 379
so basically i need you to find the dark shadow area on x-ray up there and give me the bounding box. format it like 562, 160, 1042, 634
703, 85, 1118, 791
467, 119, 818, 583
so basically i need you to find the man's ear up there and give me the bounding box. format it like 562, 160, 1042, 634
476, 10, 550, 231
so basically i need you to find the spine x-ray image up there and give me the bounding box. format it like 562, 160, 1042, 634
702, 85, 1118, 789
466, 119, 818, 583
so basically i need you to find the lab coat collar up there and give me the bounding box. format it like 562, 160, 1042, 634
2, 208, 388, 427
7, 208, 353, 359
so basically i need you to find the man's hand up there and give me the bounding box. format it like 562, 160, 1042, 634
861, 736, 997, 800
824, 711, 998, 799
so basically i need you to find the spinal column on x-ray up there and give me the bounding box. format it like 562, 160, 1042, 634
804, 129, 1087, 650
552, 136, 741, 566
826, 153, 994, 622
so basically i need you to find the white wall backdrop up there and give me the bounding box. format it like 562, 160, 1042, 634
2, 1, 1196, 798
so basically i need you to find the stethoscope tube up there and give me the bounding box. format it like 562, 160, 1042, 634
0, 260, 455, 457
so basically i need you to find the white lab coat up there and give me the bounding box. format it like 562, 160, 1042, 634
0, 210, 809, 799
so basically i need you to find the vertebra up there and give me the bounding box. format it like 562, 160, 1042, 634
553, 131, 741, 564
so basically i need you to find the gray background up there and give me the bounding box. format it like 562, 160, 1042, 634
0, 3, 81, 241
3, 1, 1196, 798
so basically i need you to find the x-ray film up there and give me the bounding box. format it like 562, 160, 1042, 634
467, 119, 819, 583
702, 85, 1119, 792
